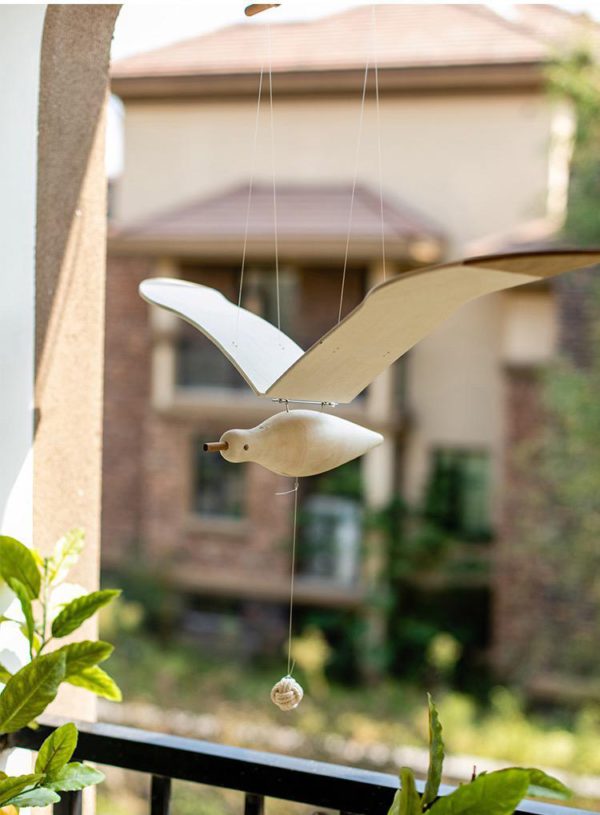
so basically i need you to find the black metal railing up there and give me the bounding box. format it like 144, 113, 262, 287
10, 718, 596, 815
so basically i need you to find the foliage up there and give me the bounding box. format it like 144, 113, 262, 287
291, 628, 331, 699
0, 530, 121, 809
503, 46, 600, 679
364, 490, 491, 689
106, 629, 600, 785
548, 46, 600, 246
387, 697, 570, 815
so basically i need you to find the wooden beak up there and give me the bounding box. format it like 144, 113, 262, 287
245, 4, 280, 17
203, 441, 229, 453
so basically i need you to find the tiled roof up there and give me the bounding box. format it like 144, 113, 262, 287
111, 182, 444, 260
112, 4, 577, 80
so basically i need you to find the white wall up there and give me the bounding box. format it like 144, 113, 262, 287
0, 4, 46, 541
0, 4, 47, 770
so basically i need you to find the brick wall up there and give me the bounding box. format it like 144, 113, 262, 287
495, 270, 597, 684
102, 256, 366, 599
493, 367, 545, 678
102, 255, 152, 564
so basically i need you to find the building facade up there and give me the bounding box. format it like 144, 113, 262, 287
103, 4, 594, 679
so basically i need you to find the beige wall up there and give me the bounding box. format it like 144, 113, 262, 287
114, 83, 564, 524
116, 92, 554, 253
403, 286, 556, 520
403, 292, 505, 516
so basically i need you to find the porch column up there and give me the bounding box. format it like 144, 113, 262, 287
360, 260, 397, 681
33, 4, 121, 720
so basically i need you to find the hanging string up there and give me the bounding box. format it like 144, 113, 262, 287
267, 21, 281, 330
338, 60, 370, 324
372, 4, 387, 282
286, 477, 299, 675
238, 65, 265, 314
274, 476, 300, 673
271, 476, 303, 711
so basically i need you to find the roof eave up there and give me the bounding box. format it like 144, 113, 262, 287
111, 61, 545, 101
108, 233, 445, 265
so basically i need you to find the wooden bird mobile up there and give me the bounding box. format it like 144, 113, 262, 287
140, 250, 600, 477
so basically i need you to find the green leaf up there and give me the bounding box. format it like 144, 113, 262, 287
58, 640, 114, 679
423, 693, 444, 806
0, 651, 66, 734
0, 664, 12, 684
35, 722, 78, 776
46, 762, 104, 792
7, 579, 35, 652
423, 693, 444, 807
51, 590, 120, 638
427, 769, 530, 815
0, 537, 40, 600
5, 787, 61, 807
47, 529, 85, 586
397, 768, 422, 815
523, 769, 571, 800
65, 665, 122, 701
0, 774, 44, 808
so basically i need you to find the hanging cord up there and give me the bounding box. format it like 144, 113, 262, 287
271, 477, 303, 711
274, 475, 299, 673
372, 4, 387, 282
238, 65, 265, 315
285, 476, 299, 675
338, 61, 370, 324
267, 21, 281, 330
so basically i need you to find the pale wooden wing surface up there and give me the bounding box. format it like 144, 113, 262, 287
139, 278, 304, 395
265, 250, 600, 403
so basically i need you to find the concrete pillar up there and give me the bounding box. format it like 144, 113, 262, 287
360, 260, 397, 681
33, 3, 121, 720
150, 257, 179, 410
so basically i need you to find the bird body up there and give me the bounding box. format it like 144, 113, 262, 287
218, 410, 383, 477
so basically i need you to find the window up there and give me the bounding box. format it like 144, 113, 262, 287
424, 449, 491, 541
174, 265, 296, 390
192, 438, 245, 519
298, 460, 363, 585
172, 264, 368, 394
177, 324, 247, 389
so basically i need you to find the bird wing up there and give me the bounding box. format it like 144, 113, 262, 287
265, 250, 600, 404
139, 278, 304, 395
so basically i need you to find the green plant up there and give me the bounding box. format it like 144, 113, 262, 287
388, 695, 571, 815
0, 530, 122, 809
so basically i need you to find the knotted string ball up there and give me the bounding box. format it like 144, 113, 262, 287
270, 675, 304, 711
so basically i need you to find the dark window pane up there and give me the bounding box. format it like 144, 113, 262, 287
424, 449, 491, 541
177, 324, 247, 389
193, 439, 245, 518
298, 460, 363, 584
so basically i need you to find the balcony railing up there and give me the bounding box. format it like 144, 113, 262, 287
11, 718, 595, 815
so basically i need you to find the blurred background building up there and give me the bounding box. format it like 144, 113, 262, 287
102, 4, 598, 692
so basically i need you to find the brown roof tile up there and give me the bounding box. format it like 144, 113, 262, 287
111, 182, 444, 260
112, 4, 556, 80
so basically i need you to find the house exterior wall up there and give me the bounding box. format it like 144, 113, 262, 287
105, 60, 572, 672
116, 92, 554, 253
103, 257, 371, 602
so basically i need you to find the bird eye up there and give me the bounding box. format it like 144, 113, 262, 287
243, 444, 249, 451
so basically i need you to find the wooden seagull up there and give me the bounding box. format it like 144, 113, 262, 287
140, 250, 600, 477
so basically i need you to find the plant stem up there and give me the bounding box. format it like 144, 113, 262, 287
39, 559, 49, 656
